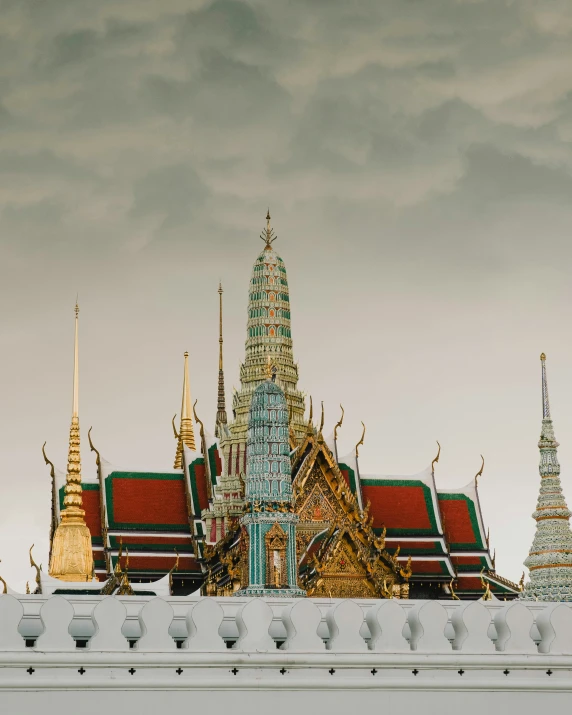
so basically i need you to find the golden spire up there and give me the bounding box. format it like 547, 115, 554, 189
215, 283, 228, 437
48, 302, 94, 582
174, 351, 196, 469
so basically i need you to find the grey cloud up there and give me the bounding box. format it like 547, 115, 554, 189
130, 163, 209, 230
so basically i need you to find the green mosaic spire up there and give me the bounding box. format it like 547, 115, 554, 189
229, 212, 306, 450
234, 376, 305, 598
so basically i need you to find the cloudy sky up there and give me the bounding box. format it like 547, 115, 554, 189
1, 0, 572, 590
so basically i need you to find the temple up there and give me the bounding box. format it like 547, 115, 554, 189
30, 212, 522, 600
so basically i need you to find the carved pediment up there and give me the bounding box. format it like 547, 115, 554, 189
327, 538, 364, 576
297, 482, 341, 524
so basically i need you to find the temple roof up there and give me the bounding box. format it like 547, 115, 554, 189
437, 480, 488, 552
360, 465, 443, 537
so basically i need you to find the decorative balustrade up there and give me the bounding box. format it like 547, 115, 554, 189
2, 594, 572, 708
1, 594, 572, 655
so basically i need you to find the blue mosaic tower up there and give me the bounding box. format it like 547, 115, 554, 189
235, 371, 305, 597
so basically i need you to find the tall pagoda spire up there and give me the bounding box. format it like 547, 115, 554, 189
174, 351, 196, 469
227, 211, 306, 452
521, 353, 572, 601
48, 302, 94, 582
215, 283, 228, 438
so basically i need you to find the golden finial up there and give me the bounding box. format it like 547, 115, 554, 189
306, 396, 314, 434
192, 400, 211, 496
42, 441, 58, 559
540, 352, 546, 361
480, 568, 492, 601
260, 209, 277, 248
193, 400, 205, 440
334, 405, 344, 442
449, 578, 460, 600
318, 401, 324, 434
399, 555, 412, 581
174, 352, 196, 469
29, 545, 41, 592
115, 538, 123, 575
519, 571, 525, 591
42, 442, 55, 480
475, 454, 485, 486
26, 582, 30, 595
0, 560, 7, 594
125, 547, 130, 572
87, 427, 101, 468
432, 441, 441, 473
117, 570, 134, 596
48, 303, 93, 582
168, 549, 180, 593
355, 421, 366, 458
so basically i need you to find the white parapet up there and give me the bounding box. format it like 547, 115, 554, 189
1, 594, 572, 714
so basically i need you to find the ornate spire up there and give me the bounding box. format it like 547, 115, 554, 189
174, 351, 196, 469
226, 211, 307, 452
215, 283, 228, 438
48, 302, 94, 582
260, 209, 277, 249
521, 353, 572, 601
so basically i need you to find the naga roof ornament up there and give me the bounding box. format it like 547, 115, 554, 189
520, 353, 572, 601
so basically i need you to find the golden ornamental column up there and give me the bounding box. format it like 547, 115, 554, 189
48, 303, 94, 582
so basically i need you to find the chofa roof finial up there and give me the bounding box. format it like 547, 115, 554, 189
355, 421, 366, 458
